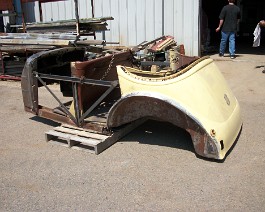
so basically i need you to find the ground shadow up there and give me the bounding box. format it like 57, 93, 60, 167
30, 116, 60, 127
121, 119, 195, 153
120, 119, 242, 163
204, 39, 265, 57
255, 65, 265, 73
236, 40, 265, 55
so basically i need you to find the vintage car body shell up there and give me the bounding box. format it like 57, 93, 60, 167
107, 58, 242, 159
21, 46, 242, 160
21, 47, 133, 131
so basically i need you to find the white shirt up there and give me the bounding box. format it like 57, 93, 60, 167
253, 23, 261, 47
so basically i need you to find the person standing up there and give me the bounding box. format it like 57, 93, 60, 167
216, 0, 241, 59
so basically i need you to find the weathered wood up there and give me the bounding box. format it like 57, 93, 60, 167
0, 33, 78, 40
45, 118, 147, 154
0, 45, 56, 52
45, 129, 101, 146
26, 17, 114, 26
24, 17, 112, 34
54, 125, 108, 140
96, 118, 147, 154
75, 40, 105, 46
0, 38, 70, 46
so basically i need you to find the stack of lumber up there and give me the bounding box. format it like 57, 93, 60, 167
0, 33, 105, 53
24, 17, 113, 35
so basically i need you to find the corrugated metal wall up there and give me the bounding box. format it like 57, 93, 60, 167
12, 0, 200, 56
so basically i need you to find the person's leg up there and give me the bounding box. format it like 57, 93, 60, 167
229, 32, 236, 57
219, 31, 228, 56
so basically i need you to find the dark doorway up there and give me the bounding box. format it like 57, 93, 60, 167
201, 0, 265, 54
202, 0, 226, 46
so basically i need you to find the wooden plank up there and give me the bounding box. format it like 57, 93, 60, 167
45, 118, 147, 155
54, 126, 108, 140
69, 134, 101, 146
62, 124, 105, 134
0, 33, 78, 40
0, 39, 70, 46
45, 130, 71, 148
75, 40, 105, 46
26, 17, 113, 28
96, 118, 147, 154
0, 45, 56, 52
71, 145, 95, 154
45, 129, 101, 146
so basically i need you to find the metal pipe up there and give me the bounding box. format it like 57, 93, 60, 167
72, 82, 81, 126
74, 0, 80, 36
34, 72, 116, 87
35, 73, 78, 125
79, 81, 118, 123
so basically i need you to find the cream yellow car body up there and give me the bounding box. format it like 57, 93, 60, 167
107, 58, 242, 160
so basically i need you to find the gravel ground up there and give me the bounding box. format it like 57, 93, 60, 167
0, 52, 265, 211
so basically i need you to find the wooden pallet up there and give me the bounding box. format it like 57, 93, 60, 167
45, 119, 146, 154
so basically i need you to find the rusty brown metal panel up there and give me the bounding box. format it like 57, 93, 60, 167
72, 51, 133, 110
38, 107, 75, 125
107, 96, 190, 129
21, 0, 65, 3
0, 0, 13, 11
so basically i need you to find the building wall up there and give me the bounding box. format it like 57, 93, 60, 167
12, 0, 200, 56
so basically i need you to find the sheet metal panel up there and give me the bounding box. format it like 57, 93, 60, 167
41, 0, 93, 21
20, 0, 200, 56
164, 0, 199, 56
21, 0, 66, 2
94, 0, 164, 49
95, 0, 199, 55
136, 0, 146, 44
0, 0, 13, 11
127, 0, 137, 45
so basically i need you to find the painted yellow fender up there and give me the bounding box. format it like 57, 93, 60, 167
107, 57, 242, 160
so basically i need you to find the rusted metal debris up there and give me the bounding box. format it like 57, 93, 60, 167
0, 32, 107, 80
0, 12, 113, 79
0, 0, 13, 11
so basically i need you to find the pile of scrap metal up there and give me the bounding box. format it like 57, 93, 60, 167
0, 32, 106, 79
0, 15, 113, 80
0, 0, 111, 79
21, 35, 242, 160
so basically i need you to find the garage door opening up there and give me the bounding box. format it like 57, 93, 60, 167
201, 0, 265, 54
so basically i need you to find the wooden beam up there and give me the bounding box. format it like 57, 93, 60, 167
0, 38, 70, 46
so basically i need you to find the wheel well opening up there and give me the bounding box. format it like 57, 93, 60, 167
119, 119, 195, 153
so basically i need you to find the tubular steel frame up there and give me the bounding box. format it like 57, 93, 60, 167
33, 71, 119, 127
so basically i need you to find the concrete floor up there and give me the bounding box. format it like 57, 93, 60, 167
0, 51, 265, 211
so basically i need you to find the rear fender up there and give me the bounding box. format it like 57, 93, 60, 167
107, 92, 220, 159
